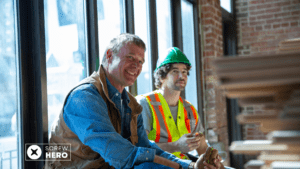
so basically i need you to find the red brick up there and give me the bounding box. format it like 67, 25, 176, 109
282, 5, 300, 11
241, 27, 255, 32
261, 29, 285, 36
258, 36, 276, 41
264, 25, 271, 29
204, 51, 215, 57
203, 13, 214, 18
205, 38, 216, 45
284, 16, 300, 22
241, 22, 249, 27
250, 21, 265, 26
259, 46, 277, 52
242, 37, 258, 43
250, 32, 260, 36
204, 44, 215, 50
249, 6, 256, 10
266, 18, 282, 24
239, 7, 248, 12
206, 83, 214, 89
266, 7, 282, 14
238, 18, 248, 22
256, 26, 263, 31
285, 27, 300, 33
251, 42, 268, 47
273, 24, 281, 29
205, 33, 217, 39
243, 51, 251, 55
291, 21, 298, 27
202, 6, 213, 13
265, 0, 281, 2
249, 16, 256, 21
204, 70, 213, 77
242, 32, 250, 37
246, 136, 255, 140
257, 3, 273, 10
208, 102, 216, 109
249, 0, 265, 5
292, 0, 300, 4
257, 14, 274, 20
250, 10, 265, 16
281, 23, 289, 27
204, 19, 215, 25
273, 1, 292, 7
274, 12, 291, 18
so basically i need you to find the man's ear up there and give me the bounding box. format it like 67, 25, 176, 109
106, 49, 113, 63
159, 77, 165, 85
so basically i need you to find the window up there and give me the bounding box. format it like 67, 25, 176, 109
156, 0, 172, 64
181, 0, 198, 108
10, 1, 201, 168
97, 0, 124, 64
0, 0, 20, 168
134, 0, 152, 95
221, 0, 232, 13
44, 0, 88, 133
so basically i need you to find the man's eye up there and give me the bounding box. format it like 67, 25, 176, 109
127, 56, 133, 59
139, 61, 143, 64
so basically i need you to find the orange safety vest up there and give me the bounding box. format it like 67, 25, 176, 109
144, 92, 199, 159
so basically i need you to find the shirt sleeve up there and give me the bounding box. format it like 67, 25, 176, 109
135, 95, 152, 132
135, 111, 192, 169
63, 84, 156, 169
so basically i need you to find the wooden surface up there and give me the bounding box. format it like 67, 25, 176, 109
212, 38, 300, 169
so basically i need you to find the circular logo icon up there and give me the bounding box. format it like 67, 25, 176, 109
27, 145, 42, 160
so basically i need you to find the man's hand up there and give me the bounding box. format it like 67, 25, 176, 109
175, 133, 202, 153
194, 147, 223, 169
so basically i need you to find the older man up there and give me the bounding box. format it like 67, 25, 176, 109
45, 34, 220, 169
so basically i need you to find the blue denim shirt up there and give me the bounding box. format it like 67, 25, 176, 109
63, 78, 191, 169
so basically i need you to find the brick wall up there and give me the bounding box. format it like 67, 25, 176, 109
236, 0, 300, 56
198, 0, 230, 166
235, 0, 300, 162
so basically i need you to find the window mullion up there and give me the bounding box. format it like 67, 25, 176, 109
85, 0, 99, 74
17, 0, 47, 168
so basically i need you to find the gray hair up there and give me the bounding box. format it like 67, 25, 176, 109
101, 33, 146, 66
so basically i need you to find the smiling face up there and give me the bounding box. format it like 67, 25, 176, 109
160, 63, 188, 91
106, 42, 145, 93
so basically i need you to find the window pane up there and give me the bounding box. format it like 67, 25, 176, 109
0, 0, 20, 168
156, 0, 172, 64
134, 0, 152, 95
98, 0, 123, 64
221, 0, 231, 13
181, 0, 198, 109
44, 0, 88, 133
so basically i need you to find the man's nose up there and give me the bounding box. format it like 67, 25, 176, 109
178, 72, 183, 78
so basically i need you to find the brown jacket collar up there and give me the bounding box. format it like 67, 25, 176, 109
96, 65, 143, 117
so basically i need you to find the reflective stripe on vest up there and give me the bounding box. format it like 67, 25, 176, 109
145, 92, 199, 159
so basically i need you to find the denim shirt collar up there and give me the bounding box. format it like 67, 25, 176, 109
105, 78, 130, 103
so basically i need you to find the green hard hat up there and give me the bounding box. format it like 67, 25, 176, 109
155, 47, 191, 72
